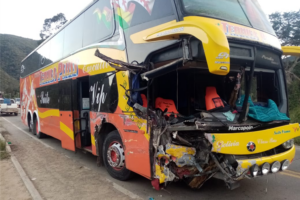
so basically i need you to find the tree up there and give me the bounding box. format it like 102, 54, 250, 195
40, 13, 68, 40
269, 10, 300, 83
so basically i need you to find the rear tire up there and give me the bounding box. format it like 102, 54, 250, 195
103, 130, 133, 181
33, 118, 44, 138
28, 117, 32, 132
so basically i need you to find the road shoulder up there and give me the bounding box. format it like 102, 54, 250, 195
0, 132, 33, 200
0, 118, 139, 200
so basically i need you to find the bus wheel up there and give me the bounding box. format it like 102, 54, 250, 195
33, 118, 44, 138
28, 118, 32, 132
103, 130, 133, 181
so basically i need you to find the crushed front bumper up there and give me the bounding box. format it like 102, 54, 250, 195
236, 145, 295, 174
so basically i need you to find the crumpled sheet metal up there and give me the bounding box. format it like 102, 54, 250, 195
154, 144, 197, 184
165, 143, 196, 158
236, 160, 256, 176
155, 163, 176, 184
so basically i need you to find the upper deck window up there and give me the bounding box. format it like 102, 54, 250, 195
181, 0, 275, 35
83, 0, 113, 46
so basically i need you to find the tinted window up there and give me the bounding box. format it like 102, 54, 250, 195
181, 0, 275, 35
21, 51, 40, 77
36, 84, 59, 109
89, 73, 118, 113
129, 0, 174, 28
63, 15, 84, 57
59, 80, 72, 111
37, 42, 52, 67
49, 30, 64, 62
239, 0, 275, 35
181, 0, 250, 26
83, 0, 113, 46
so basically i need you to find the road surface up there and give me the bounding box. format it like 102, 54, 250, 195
1, 115, 300, 200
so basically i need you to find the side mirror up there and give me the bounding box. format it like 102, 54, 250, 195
282, 46, 300, 57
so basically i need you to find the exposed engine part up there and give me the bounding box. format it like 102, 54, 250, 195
172, 131, 192, 146
209, 152, 248, 181
133, 103, 147, 117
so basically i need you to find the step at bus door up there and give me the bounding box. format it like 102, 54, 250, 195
58, 79, 76, 151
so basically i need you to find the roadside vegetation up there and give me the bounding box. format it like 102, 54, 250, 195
0, 139, 9, 160
270, 10, 300, 145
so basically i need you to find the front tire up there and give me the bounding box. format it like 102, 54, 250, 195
103, 130, 133, 181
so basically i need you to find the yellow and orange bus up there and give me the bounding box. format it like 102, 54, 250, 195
21, 0, 300, 190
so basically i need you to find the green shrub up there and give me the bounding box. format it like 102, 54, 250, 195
0, 140, 9, 160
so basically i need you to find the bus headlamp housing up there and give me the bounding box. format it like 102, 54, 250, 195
282, 139, 294, 149
271, 161, 281, 173
250, 164, 259, 177
281, 160, 290, 171
261, 162, 270, 175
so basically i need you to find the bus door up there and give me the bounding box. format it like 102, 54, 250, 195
58, 79, 76, 151
77, 77, 92, 152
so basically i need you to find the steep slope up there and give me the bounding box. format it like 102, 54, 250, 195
0, 68, 19, 96
0, 34, 38, 79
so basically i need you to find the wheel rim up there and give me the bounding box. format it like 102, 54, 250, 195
107, 141, 125, 170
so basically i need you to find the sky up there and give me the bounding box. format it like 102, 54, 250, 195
0, 0, 93, 40
0, 0, 300, 40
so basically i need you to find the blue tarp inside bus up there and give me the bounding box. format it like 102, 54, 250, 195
237, 95, 290, 122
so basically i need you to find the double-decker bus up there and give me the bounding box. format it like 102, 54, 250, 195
21, 0, 300, 190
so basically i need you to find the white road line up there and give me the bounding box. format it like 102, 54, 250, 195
1, 117, 54, 149
1, 117, 143, 200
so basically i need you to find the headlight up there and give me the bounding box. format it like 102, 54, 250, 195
271, 161, 281, 173
281, 160, 290, 171
261, 162, 270, 175
250, 164, 259, 177
282, 139, 294, 149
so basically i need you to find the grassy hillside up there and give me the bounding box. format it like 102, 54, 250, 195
0, 34, 38, 79
0, 68, 19, 97
0, 34, 38, 98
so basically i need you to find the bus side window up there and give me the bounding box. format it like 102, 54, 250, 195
89, 72, 118, 113
63, 15, 84, 58
83, 0, 113, 47
36, 84, 59, 109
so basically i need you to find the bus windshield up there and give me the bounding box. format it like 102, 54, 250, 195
181, 0, 275, 35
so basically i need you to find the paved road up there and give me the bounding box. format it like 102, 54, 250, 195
1, 115, 300, 200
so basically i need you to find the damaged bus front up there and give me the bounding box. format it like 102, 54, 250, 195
96, 0, 300, 190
